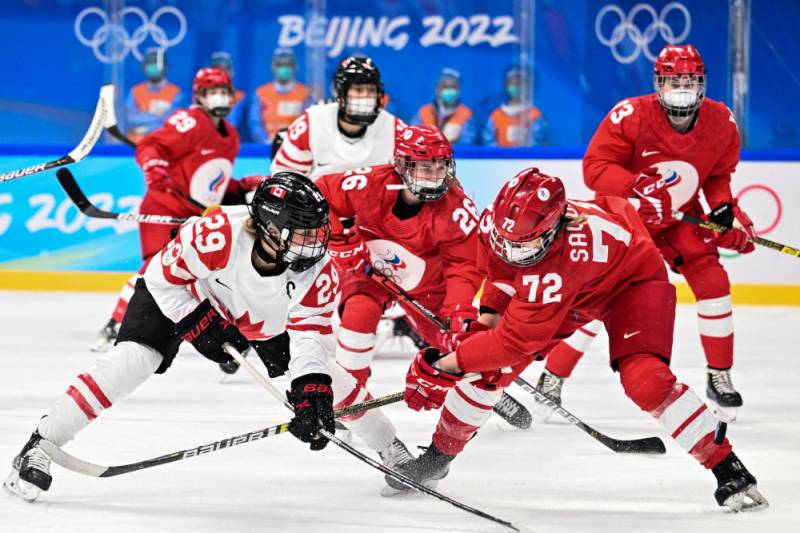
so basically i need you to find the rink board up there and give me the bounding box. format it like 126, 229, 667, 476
0, 149, 797, 304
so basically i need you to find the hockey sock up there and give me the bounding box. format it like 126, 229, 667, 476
111, 274, 139, 323
431, 381, 503, 455
618, 354, 731, 468
544, 320, 602, 377
336, 294, 382, 384
37, 342, 162, 446
683, 256, 734, 369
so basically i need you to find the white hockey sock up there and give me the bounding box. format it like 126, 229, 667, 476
38, 342, 163, 446
328, 360, 395, 452
651, 382, 719, 457
335, 328, 376, 373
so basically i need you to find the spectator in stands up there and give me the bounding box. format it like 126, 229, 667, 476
416, 68, 475, 144
210, 51, 246, 130
126, 48, 182, 144
482, 65, 547, 147
249, 48, 309, 144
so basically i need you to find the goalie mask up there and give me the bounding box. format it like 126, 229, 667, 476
654, 44, 706, 119
249, 173, 331, 273
393, 125, 456, 202
193, 67, 234, 118
489, 168, 567, 266
334, 56, 384, 126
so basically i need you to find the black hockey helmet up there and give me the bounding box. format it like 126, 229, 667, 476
334, 56, 384, 125
249, 172, 331, 273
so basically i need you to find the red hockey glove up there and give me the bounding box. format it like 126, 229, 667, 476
436, 304, 477, 350
141, 158, 171, 193
237, 174, 268, 191
440, 313, 489, 352
631, 167, 673, 225
328, 229, 370, 274
405, 347, 462, 411
709, 201, 756, 253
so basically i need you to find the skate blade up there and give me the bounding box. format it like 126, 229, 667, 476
380, 479, 439, 497
723, 486, 769, 512
3, 470, 40, 503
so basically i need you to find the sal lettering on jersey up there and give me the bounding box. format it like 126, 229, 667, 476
565, 202, 631, 264
366, 238, 426, 291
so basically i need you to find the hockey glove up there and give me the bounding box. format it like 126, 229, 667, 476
405, 347, 462, 411
709, 201, 756, 253
437, 304, 478, 351
631, 167, 673, 225
328, 229, 370, 275
141, 158, 170, 193
287, 373, 335, 451
251, 332, 291, 378
175, 300, 249, 365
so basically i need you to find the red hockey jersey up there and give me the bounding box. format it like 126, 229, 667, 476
315, 164, 483, 309
137, 107, 240, 218
583, 94, 740, 227
458, 196, 664, 372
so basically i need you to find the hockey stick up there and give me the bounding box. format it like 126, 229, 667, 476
56, 168, 188, 225
368, 266, 666, 454
366, 265, 532, 430
222, 344, 523, 533
39, 391, 403, 478
513, 377, 666, 454
0, 85, 115, 183
673, 210, 800, 258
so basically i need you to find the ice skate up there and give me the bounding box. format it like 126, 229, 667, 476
383, 443, 454, 495
493, 391, 532, 430
3, 431, 52, 502
712, 452, 768, 512
90, 317, 120, 353
706, 367, 742, 422
379, 437, 415, 496
533, 369, 564, 423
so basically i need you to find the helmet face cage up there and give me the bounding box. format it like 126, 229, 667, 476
334, 57, 384, 125
249, 174, 331, 272
193, 68, 234, 118
489, 216, 563, 266
655, 73, 706, 118
395, 156, 456, 201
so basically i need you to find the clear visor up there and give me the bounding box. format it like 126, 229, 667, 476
396, 157, 455, 201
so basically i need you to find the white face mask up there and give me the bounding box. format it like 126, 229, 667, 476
663, 89, 697, 109
347, 97, 377, 116
205, 93, 232, 109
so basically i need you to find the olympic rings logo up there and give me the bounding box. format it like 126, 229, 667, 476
595, 2, 691, 64
74, 6, 187, 64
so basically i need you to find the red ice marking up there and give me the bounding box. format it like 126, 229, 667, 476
736, 184, 782, 235
66, 385, 97, 421
78, 373, 111, 408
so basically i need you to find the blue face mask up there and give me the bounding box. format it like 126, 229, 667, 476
275, 65, 294, 82
506, 84, 521, 100
144, 63, 163, 80
439, 88, 459, 105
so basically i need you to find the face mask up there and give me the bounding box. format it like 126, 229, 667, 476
663, 89, 697, 108
439, 88, 459, 105
506, 84, 521, 100
275, 65, 294, 82
144, 63, 163, 81
203, 93, 232, 117
347, 97, 377, 116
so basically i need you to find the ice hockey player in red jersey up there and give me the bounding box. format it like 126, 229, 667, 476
396, 168, 767, 512
271, 56, 406, 181
93, 67, 263, 355
314, 125, 483, 391
538, 44, 757, 422
4, 174, 412, 503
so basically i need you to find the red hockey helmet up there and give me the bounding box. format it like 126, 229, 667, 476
193, 67, 234, 118
489, 168, 567, 266
654, 44, 706, 118
393, 125, 455, 202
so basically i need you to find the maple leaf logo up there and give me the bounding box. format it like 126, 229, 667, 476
233, 310, 267, 339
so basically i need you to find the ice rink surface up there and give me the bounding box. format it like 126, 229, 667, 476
1, 290, 798, 533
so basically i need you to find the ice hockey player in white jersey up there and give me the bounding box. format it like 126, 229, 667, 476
3, 173, 412, 502
270, 56, 406, 181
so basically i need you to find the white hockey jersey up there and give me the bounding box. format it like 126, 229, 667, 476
270, 102, 405, 181
143, 205, 339, 378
